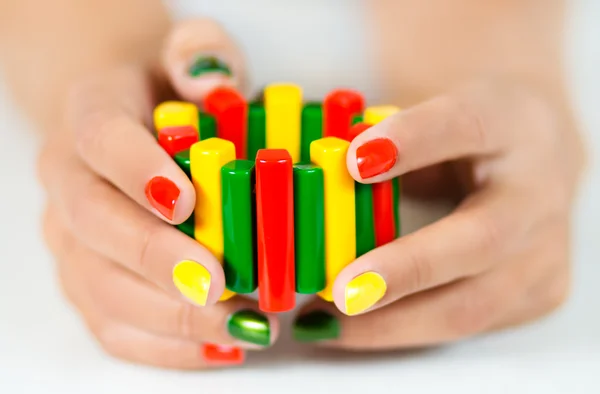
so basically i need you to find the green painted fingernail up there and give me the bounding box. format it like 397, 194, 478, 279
293, 310, 340, 342
188, 56, 231, 77
227, 309, 270, 346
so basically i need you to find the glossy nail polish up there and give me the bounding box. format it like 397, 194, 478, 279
172, 260, 211, 306
188, 56, 231, 77
293, 310, 340, 342
227, 310, 270, 346
345, 272, 387, 316
356, 138, 398, 179
202, 344, 244, 366
145, 176, 180, 220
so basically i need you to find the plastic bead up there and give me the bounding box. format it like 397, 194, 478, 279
153, 101, 199, 132
293, 164, 325, 294
157, 125, 199, 157
221, 160, 257, 293
255, 149, 296, 312
174, 149, 191, 178
373, 181, 395, 246
177, 215, 195, 239
355, 182, 376, 256
300, 102, 323, 163
264, 83, 302, 163
352, 114, 363, 125
323, 89, 365, 140
205, 87, 247, 159
190, 138, 237, 301
247, 102, 266, 160
199, 112, 217, 140
393, 177, 401, 237
363, 105, 400, 125
310, 137, 356, 301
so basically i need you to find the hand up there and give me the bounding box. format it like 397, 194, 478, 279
38, 20, 277, 369
293, 79, 585, 349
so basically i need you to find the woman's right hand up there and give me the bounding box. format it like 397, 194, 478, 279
37, 20, 278, 370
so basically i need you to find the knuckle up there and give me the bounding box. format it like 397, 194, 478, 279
175, 302, 202, 340
74, 107, 124, 161
445, 287, 496, 337
402, 248, 434, 293
66, 179, 107, 233
134, 224, 162, 276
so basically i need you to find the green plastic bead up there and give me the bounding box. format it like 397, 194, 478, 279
177, 215, 195, 239
293, 164, 326, 294
198, 112, 217, 140
351, 114, 364, 125
355, 181, 376, 256
300, 102, 323, 163
247, 102, 266, 160
174, 149, 191, 178
221, 160, 257, 293
393, 176, 401, 237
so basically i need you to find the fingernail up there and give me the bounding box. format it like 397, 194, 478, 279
172, 260, 211, 306
145, 176, 180, 220
356, 138, 397, 179
227, 309, 271, 347
293, 310, 340, 342
345, 272, 387, 316
188, 55, 231, 78
202, 343, 244, 366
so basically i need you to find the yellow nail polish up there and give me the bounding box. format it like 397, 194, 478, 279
345, 272, 387, 315
173, 260, 211, 306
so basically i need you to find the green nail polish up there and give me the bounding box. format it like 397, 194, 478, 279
293, 310, 340, 342
188, 56, 231, 77
227, 309, 270, 346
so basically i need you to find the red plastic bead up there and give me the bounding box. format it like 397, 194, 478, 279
205, 87, 248, 159
372, 180, 396, 246
346, 122, 372, 142
323, 89, 365, 140
157, 125, 199, 157
255, 149, 296, 313
202, 344, 244, 365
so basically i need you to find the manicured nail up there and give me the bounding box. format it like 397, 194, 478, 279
145, 176, 180, 220
172, 260, 211, 306
202, 343, 244, 366
227, 309, 270, 347
356, 138, 397, 179
293, 310, 340, 342
188, 55, 231, 77
345, 272, 387, 316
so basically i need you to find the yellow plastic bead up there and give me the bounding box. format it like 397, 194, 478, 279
264, 83, 302, 163
154, 101, 199, 132
363, 105, 400, 125
190, 137, 236, 301
310, 137, 356, 301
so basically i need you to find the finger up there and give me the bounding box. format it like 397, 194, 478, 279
331, 181, 538, 316
347, 81, 548, 183
40, 148, 226, 307
53, 223, 277, 349
162, 18, 246, 103
294, 246, 543, 349
67, 66, 195, 224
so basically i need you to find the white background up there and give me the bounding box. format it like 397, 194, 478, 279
0, 1, 599, 393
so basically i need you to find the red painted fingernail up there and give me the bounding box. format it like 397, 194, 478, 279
202, 344, 245, 366
145, 176, 180, 220
356, 138, 398, 179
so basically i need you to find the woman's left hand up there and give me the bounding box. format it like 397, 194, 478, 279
292, 79, 585, 349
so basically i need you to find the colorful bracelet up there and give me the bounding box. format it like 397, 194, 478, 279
153, 83, 401, 314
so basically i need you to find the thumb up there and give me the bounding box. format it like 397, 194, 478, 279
161, 18, 246, 103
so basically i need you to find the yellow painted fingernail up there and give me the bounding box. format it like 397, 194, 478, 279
173, 260, 211, 306
344, 272, 387, 315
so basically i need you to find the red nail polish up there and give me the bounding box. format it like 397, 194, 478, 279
356, 138, 398, 179
202, 344, 244, 366
145, 176, 180, 220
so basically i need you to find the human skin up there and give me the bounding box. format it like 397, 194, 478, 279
0, 0, 586, 367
